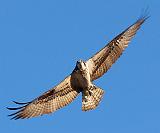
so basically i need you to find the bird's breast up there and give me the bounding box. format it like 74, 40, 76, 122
74, 69, 91, 89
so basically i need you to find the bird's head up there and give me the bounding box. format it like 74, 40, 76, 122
76, 59, 87, 71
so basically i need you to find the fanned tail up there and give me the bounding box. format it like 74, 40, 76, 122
82, 85, 104, 111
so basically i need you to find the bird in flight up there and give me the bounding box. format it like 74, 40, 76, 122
7, 15, 148, 120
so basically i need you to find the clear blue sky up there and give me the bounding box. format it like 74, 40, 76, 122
1, 0, 160, 133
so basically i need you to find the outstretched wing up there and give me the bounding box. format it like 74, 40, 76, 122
87, 16, 148, 81
7, 76, 80, 120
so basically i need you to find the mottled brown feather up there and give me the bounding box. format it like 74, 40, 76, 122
7, 15, 148, 120
8, 76, 80, 119
87, 16, 148, 81
82, 85, 104, 111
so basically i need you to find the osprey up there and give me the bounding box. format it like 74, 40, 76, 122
7, 15, 148, 120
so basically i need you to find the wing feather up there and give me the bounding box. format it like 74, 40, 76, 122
7, 76, 80, 120
87, 16, 148, 81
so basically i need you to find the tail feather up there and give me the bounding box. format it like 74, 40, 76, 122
82, 85, 104, 111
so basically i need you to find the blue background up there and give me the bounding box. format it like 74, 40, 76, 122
1, 0, 160, 132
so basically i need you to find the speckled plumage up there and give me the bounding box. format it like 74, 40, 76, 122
7, 15, 148, 120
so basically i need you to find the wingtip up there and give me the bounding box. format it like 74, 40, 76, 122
138, 7, 150, 22
10, 115, 20, 120
6, 106, 25, 110
7, 100, 30, 120
12, 100, 30, 105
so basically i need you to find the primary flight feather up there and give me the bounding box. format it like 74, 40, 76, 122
7, 15, 148, 120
